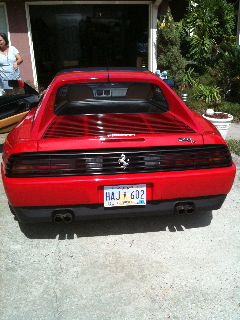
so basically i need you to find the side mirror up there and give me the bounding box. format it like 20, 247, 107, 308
163, 79, 175, 88
8, 80, 38, 95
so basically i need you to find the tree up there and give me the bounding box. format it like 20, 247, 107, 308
215, 44, 240, 101
181, 0, 235, 70
157, 10, 186, 86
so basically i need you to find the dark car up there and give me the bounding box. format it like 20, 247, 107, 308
0, 80, 39, 133
1, 68, 236, 223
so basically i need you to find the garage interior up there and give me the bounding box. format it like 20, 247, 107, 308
29, 4, 148, 88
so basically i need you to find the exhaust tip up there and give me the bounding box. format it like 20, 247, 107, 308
175, 202, 195, 215
54, 214, 63, 223
185, 205, 194, 214
176, 206, 185, 215
53, 210, 74, 223
63, 213, 73, 223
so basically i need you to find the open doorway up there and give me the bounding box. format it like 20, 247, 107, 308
29, 4, 148, 88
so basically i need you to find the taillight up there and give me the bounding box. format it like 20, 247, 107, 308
5, 145, 232, 178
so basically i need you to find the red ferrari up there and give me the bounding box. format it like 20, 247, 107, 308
1, 68, 236, 223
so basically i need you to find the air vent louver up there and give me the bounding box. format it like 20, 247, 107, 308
43, 113, 195, 138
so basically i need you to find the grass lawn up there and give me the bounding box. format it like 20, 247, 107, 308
226, 140, 240, 156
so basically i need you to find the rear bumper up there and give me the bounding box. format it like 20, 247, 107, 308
2, 163, 236, 208
11, 194, 227, 223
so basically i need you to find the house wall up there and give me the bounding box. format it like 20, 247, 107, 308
6, 2, 34, 85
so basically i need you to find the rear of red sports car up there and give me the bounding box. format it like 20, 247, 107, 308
1, 69, 236, 223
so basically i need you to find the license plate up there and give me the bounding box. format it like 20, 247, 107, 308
104, 184, 146, 207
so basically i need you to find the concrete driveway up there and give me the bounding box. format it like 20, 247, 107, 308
0, 132, 239, 320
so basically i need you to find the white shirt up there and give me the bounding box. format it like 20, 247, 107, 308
0, 46, 21, 89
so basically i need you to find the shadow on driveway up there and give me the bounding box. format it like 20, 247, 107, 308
18, 211, 213, 239
0, 133, 8, 153
0, 142, 4, 153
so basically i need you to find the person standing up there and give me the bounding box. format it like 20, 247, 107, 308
0, 33, 23, 90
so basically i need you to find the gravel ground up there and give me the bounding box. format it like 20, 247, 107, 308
0, 132, 239, 320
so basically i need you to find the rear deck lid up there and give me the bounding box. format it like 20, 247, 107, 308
38, 112, 203, 151
38, 81, 203, 151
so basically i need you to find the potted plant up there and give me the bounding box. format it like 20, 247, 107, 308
202, 108, 233, 139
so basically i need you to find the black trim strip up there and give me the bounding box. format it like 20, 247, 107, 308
11, 194, 227, 223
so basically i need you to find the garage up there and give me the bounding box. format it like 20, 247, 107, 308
29, 3, 149, 87
3, 0, 161, 89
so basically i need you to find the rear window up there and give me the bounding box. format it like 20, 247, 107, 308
54, 82, 169, 115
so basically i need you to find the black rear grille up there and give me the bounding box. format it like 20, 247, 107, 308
6, 145, 232, 178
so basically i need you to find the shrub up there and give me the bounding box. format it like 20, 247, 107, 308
183, 67, 199, 87
173, 87, 240, 122
194, 84, 221, 104
214, 44, 240, 101
182, 67, 221, 104
157, 10, 186, 86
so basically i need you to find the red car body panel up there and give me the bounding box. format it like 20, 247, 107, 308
37, 133, 203, 152
1, 69, 236, 222
2, 166, 235, 208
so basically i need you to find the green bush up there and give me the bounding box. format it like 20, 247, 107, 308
214, 44, 240, 101
183, 67, 199, 87
173, 87, 240, 122
157, 10, 186, 86
230, 77, 240, 103
182, 67, 221, 104
194, 84, 221, 104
